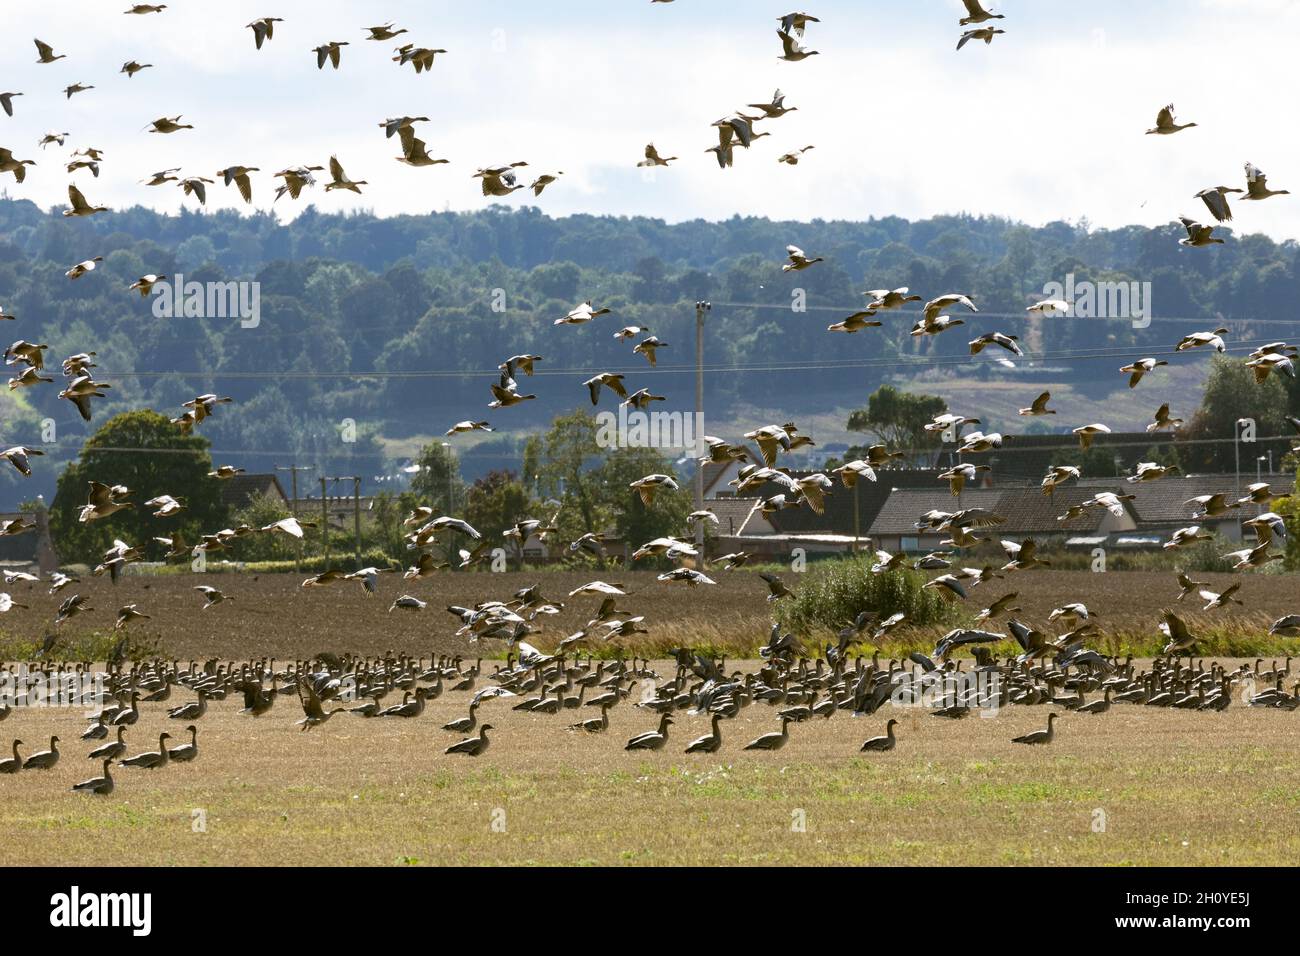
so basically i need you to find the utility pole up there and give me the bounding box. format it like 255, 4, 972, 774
442, 443, 455, 571
694, 301, 710, 557
276, 464, 314, 572
320, 476, 330, 569
324, 476, 362, 567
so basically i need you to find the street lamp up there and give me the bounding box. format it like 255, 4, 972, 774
1233, 418, 1252, 498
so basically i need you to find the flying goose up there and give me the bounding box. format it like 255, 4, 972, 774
1159, 610, 1196, 655
64, 185, 108, 218
633, 336, 668, 366
217, 166, 258, 203
777, 146, 815, 165
637, 143, 676, 167
1012, 713, 1058, 744
274, 165, 324, 201
193, 585, 230, 609
1019, 391, 1055, 416
1026, 297, 1070, 315
1072, 423, 1111, 450
1194, 186, 1242, 223
128, 274, 167, 296
530, 172, 562, 196
1147, 403, 1183, 432
827, 310, 880, 333
759, 571, 793, 601
120, 732, 171, 768
325, 156, 366, 193
114, 605, 150, 631
783, 245, 823, 271
124, 3, 167, 12
445, 724, 493, 756
1178, 217, 1223, 248
0, 149, 35, 185
776, 29, 819, 60
1, 445, 44, 476
1176, 327, 1228, 352
313, 41, 349, 69
1147, 104, 1196, 135
1243, 162, 1290, 200
474, 162, 528, 196
63, 82, 94, 99
1127, 462, 1178, 483
38, 132, 68, 148
865, 287, 921, 310
555, 300, 610, 325
629, 474, 678, 507
969, 332, 1022, 356
860, 719, 898, 752
1199, 583, 1243, 611
364, 23, 408, 40
120, 60, 153, 77
1164, 526, 1212, 550
389, 595, 427, 612
1223, 541, 1284, 570
957, 26, 1005, 50
34, 39, 66, 63
621, 388, 665, 410
748, 88, 798, 118
1185, 493, 1239, 519
247, 17, 284, 49
393, 44, 447, 74
0, 93, 23, 118
959, 0, 1004, 24
72, 760, 114, 795
147, 115, 193, 134
1120, 357, 1168, 388
78, 481, 132, 523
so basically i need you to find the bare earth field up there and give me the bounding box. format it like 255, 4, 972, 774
1, 568, 1296, 661
1, 667, 1298, 866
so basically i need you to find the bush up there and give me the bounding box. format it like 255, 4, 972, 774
773, 556, 959, 637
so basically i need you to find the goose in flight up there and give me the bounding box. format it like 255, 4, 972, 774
142, 168, 180, 186
865, 287, 921, 311
783, 245, 823, 271
1146, 104, 1196, 135
778, 12, 819, 36
247, 17, 284, 50
1, 446, 44, 476
637, 144, 676, 167
63, 83, 94, 99
1185, 493, 1239, 519
1082, 492, 1136, 517
393, 44, 447, 74
78, 482, 132, 523
1026, 297, 1070, 315
1200, 584, 1243, 611
114, 604, 150, 630
128, 274, 167, 296
1001, 538, 1050, 571
313, 41, 348, 70
217, 166, 259, 203
530, 172, 562, 196
1160, 610, 1197, 655
776, 30, 819, 60
1072, 423, 1111, 450
969, 331, 1022, 356
614, 325, 651, 340
274, 165, 324, 201
446, 420, 492, 435
5, 340, 48, 369
1164, 526, 1211, 551
923, 293, 978, 322
489, 371, 536, 408
621, 388, 664, 410
380, 115, 429, 138
474, 162, 529, 196
658, 568, 716, 587
939, 463, 990, 496
583, 372, 627, 404
396, 127, 447, 167
34, 39, 66, 63
1246, 349, 1295, 382
144, 493, 184, 517
1177, 217, 1223, 247
389, 594, 427, 612
1147, 403, 1183, 431
325, 156, 367, 193
64, 185, 108, 218
759, 572, 793, 601
0, 93, 22, 118
957, 27, 1004, 50
1119, 357, 1168, 388
365, 22, 407, 40
633, 336, 667, 366
556, 300, 609, 326
1018, 391, 1055, 416
1239, 481, 1291, 506
834, 459, 877, 487
959, 0, 1004, 24
910, 314, 965, 337
147, 115, 192, 134
60, 375, 108, 420
777, 146, 815, 165
38, 132, 68, 148
1194, 186, 1242, 223
7, 367, 52, 390
193, 585, 230, 609
208, 464, 245, 479
124, 3, 167, 12
629, 474, 679, 507
1176, 327, 1228, 352
179, 176, 214, 205
827, 310, 880, 333
748, 88, 798, 118
121, 61, 153, 77
1223, 541, 1284, 570
1128, 462, 1178, 483
1243, 162, 1290, 200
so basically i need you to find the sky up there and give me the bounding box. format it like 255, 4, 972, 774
1, 0, 1298, 238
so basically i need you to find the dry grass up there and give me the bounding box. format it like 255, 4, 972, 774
2, 659, 1299, 866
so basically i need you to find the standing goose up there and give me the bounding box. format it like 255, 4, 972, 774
625, 714, 673, 751
744, 716, 792, 751
1012, 713, 1058, 744
120, 732, 171, 768
860, 718, 898, 752
442, 701, 479, 734
89, 727, 128, 761
0, 739, 20, 773
445, 724, 492, 757
72, 760, 114, 795
685, 714, 724, 753
21, 735, 59, 769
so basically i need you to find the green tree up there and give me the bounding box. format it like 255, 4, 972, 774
846, 385, 947, 464
1178, 356, 1289, 473
49, 410, 228, 563
409, 442, 465, 514
596, 446, 691, 555
463, 470, 535, 565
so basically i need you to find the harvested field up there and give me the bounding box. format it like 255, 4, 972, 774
1, 659, 1297, 866
0, 568, 1294, 662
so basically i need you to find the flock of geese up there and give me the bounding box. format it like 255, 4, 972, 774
0, 5, 1298, 796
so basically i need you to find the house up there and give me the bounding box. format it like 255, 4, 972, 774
219, 473, 290, 513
